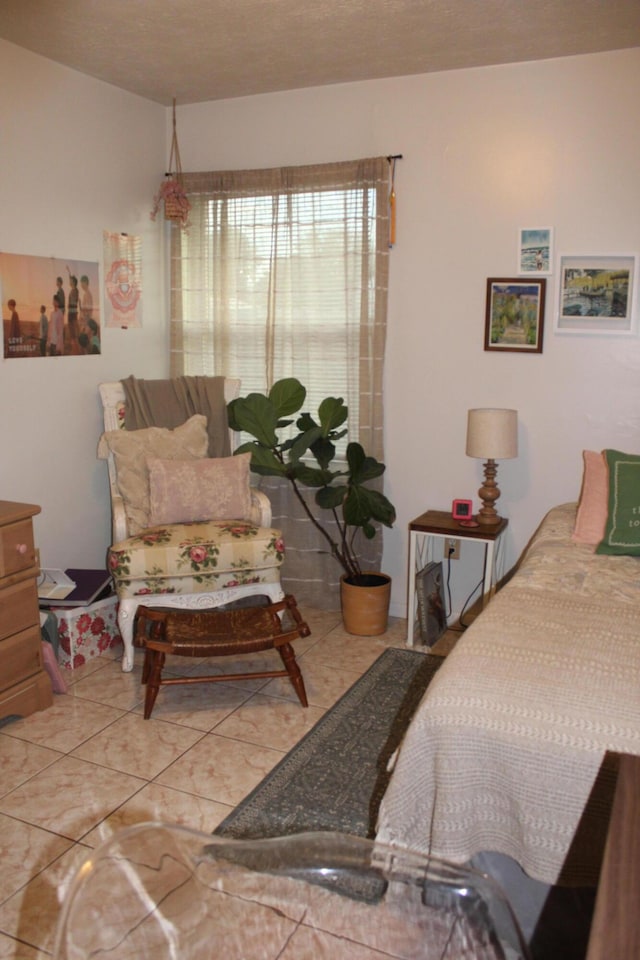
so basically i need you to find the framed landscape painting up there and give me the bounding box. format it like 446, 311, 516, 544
556, 254, 637, 334
484, 278, 546, 353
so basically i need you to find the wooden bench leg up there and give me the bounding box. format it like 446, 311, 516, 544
278, 642, 308, 707
141, 648, 152, 685
144, 649, 166, 719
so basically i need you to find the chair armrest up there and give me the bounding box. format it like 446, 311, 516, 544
249, 489, 272, 527
98, 443, 130, 543
111, 494, 129, 544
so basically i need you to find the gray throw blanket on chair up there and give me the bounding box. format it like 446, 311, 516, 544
120, 375, 231, 458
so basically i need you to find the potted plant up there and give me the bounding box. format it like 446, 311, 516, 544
228, 378, 396, 635
150, 99, 191, 230
150, 175, 191, 230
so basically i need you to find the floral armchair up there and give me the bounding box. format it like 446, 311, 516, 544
98, 380, 285, 671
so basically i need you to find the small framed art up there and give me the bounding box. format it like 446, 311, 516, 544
484, 278, 546, 353
518, 227, 553, 275
555, 254, 637, 335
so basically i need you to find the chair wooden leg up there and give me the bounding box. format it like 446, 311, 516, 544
144, 650, 165, 719
278, 642, 308, 707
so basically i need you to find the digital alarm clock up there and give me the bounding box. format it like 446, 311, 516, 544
452, 499, 474, 521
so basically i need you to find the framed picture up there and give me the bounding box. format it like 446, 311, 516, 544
555, 255, 637, 335
518, 227, 553, 275
484, 278, 546, 353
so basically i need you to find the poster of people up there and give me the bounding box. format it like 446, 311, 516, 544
1, 252, 100, 359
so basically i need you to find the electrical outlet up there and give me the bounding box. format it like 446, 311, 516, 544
446, 538, 461, 560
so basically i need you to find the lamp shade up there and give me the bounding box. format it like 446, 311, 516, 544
466, 408, 518, 460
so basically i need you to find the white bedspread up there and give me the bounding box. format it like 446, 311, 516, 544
377, 503, 640, 886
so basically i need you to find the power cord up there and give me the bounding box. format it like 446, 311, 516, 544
444, 544, 483, 632
458, 577, 484, 629
444, 547, 455, 618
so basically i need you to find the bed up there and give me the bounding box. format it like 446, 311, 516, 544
377, 500, 640, 889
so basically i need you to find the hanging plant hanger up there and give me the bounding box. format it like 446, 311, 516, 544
150, 98, 191, 229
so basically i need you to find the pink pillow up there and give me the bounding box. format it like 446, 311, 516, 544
572, 450, 608, 545
148, 453, 253, 526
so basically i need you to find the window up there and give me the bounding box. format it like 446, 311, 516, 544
170, 157, 390, 458
169, 157, 391, 607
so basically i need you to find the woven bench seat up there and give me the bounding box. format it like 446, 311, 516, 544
135, 595, 310, 718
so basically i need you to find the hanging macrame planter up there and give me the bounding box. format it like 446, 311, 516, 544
150, 98, 191, 229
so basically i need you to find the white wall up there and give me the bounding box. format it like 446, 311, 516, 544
0, 40, 167, 571
176, 48, 640, 617
2, 41, 639, 620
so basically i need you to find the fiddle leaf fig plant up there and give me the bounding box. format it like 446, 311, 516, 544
228, 378, 396, 582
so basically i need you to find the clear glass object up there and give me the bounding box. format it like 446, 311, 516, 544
53, 824, 530, 959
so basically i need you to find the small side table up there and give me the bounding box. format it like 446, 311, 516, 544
407, 510, 508, 646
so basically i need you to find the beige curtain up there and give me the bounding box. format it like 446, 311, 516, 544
170, 157, 390, 608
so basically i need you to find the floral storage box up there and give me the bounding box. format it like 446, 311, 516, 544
54, 595, 122, 670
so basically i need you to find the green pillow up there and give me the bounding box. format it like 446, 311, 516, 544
596, 449, 640, 556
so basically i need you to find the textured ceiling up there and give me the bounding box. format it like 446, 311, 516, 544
1, 0, 639, 105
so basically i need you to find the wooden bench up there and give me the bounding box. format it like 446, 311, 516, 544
135, 595, 310, 718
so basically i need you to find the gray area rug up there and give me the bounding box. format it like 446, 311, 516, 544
215, 646, 442, 840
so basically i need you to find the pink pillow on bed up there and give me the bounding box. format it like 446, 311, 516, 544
572, 450, 608, 545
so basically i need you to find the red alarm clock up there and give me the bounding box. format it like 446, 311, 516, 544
452, 499, 478, 526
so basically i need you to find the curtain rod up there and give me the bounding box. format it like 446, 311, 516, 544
167, 155, 403, 176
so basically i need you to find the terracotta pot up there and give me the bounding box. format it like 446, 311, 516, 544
340, 572, 391, 636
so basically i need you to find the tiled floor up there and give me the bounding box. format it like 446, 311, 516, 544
0, 607, 453, 959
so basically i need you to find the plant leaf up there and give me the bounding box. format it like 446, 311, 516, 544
243, 444, 286, 476
347, 442, 386, 483
309, 435, 337, 470
296, 412, 318, 433
289, 426, 323, 462
229, 394, 279, 446
318, 396, 349, 435
269, 378, 306, 417
343, 486, 396, 528
295, 464, 340, 488
316, 484, 348, 508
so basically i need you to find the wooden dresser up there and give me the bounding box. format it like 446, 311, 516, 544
0, 500, 53, 720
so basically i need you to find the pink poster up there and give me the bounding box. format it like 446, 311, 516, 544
1, 252, 100, 359
103, 231, 142, 329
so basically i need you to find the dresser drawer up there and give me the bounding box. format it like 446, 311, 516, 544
0, 518, 37, 578
1, 625, 43, 689
0, 576, 40, 642
0, 668, 52, 720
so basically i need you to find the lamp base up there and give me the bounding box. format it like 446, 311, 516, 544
477, 509, 502, 526
477, 458, 503, 525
